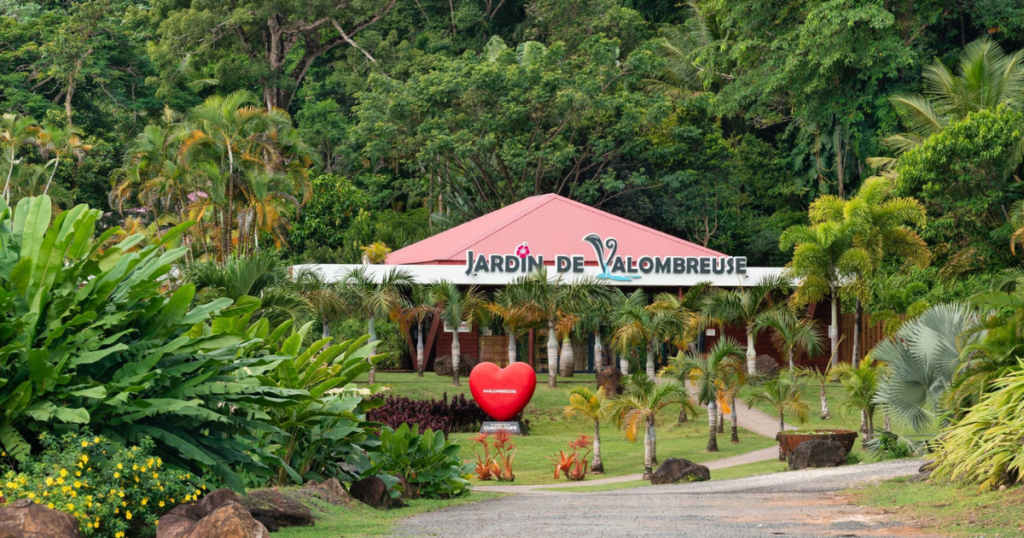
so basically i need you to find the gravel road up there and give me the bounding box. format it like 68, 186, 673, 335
395, 460, 936, 538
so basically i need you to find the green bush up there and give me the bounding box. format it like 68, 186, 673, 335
868, 432, 913, 460
368, 424, 472, 499
1, 433, 205, 538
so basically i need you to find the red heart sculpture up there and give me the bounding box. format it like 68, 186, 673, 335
469, 362, 537, 422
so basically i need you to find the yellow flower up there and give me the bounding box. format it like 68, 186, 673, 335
27, 493, 34, 499
121, 501, 127, 507
48, 503, 54, 509
75, 471, 81, 478
81, 455, 89, 464
81, 441, 88, 447
2, 451, 6, 457
74, 481, 81, 488
152, 473, 159, 479
118, 491, 124, 498
194, 489, 201, 497
147, 458, 154, 467
132, 465, 138, 471
116, 463, 122, 470
126, 510, 132, 520
94, 437, 100, 443
93, 521, 99, 529
113, 473, 119, 479
45, 478, 53, 487
59, 469, 68, 478
159, 501, 165, 508
116, 532, 124, 538
141, 498, 148, 506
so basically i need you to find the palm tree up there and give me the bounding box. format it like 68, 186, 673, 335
718, 367, 747, 443
37, 123, 91, 195
400, 285, 437, 377
291, 267, 350, 339
809, 176, 930, 366
502, 269, 606, 388
835, 360, 882, 442
872, 304, 977, 433
745, 370, 809, 439
613, 289, 694, 377
669, 337, 746, 452
428, 279, 488, 386
0, 113, 40, 203
703, 275, 790, 374
879, 38, 1024, 172
564, 387, 611, 473
754, 308, 824, 370
487, 290, 532, 365
570, 293, 613, 372
184, 251, 311, 326
341, 266, 414, 384
611, 373, 694, 479
796, 363, 838, 420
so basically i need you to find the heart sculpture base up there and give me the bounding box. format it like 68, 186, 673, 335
469, 362, 537, 422
480, 421, 528, 435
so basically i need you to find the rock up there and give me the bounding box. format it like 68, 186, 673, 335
300, 479, 351, 506
787, 439, 848, 470
919, 461, 937, 473
596, 366, 623, 396
754, 355, 780, 378
183, 501, 268, 538
156, 514, 197, 538
166, 502, 202, 521
649, 458, 711, 485
394, 474, 420, 500
433, 354, 478, 377
350, 476, 403, 509
0, 499, 81, 538
248, 509, 314, 529
195, 489, 241, 519
253, 516, 279, 533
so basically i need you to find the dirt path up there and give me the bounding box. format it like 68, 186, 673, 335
396, 460, 935, 538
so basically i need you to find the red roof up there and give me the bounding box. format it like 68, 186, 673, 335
387, 194, 724, 265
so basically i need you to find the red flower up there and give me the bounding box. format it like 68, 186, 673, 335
516, 242, 530, 258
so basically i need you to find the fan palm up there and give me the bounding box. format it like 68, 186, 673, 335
754, 308, 824, 370
428, 279, 489, 386
611, 373, 694, 478
184, 251, 311, 326
341, 266, 414, 383
613, 289, 694, 377
880, 38, 1024, 173
502, 269, 606, 388
702, 275, 790, 374
668, 337, 746, 452
564, 387, 612, 473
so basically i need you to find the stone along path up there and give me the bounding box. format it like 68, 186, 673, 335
396, 460, 933, 538
475, 396, 796, 493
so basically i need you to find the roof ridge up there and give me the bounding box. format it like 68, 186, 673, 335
435, 194, 556, 260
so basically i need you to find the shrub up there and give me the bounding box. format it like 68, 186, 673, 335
866, 432, 913, 460
367, 394, 491, 435
1, 433, 205, 538
471, 432, 516, 482
367, 424, 472, 499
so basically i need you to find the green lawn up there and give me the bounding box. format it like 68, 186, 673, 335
850, 477, 1024, 537
361, 372, 776, 485
274, 493, 498, 537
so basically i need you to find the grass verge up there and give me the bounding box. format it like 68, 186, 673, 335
849, 477, 1024, 537
275, 492, 498, 538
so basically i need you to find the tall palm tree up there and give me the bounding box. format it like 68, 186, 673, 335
489, 287, 537, 365
502, 269, 606, 388
613, 289, 694, 377
835, 360, 882, 442
669, 337, 746, 452
564, 387, 611, 473
872, 303, 978, 433
879, 38, 1024, 172
809, 176, 930, 366
702, 275, 790, 374
0, 113, 40, 203
428, 279, 488, 386
400, 284, 437, 377
754, 308, 824, 370
291, 267, 350, 339
611, 373, 694, 479
570, 293, 612, 372
745, 370, 809, 456
341, 266, 414, 384
37, 123, 91, 195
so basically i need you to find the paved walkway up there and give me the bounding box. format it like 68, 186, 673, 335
475, 395, 794, 493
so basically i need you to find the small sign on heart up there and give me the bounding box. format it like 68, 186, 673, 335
469, 362, 537, 422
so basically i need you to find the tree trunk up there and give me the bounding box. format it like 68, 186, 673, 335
322, 317, 330, 339
416, 319, 426, 377
829, 291, 839, 368
860, 409, 869, 442
779, 410, 787, 460
507, 330, 517, 364
787, 348, 795, 370
559, 337, 575, 377
819, 384, 831, 420
547, 319, 558, 388
646, 342, 656, 377
367, 315, 377, 384
591, 420, 603, 473
852, 297, 863, 368
677, 401, 689, 423
746, 327, 757, 374
642, 422, 654, 479
649, 421, 658, 465
594, 332, 603, 371
619, 353, 629, 374
730, 395, 739, 443
707, 400, 719, 452
867, 410, 874, 441
717, 404, 725, 433
451, 329, 461, 386
43, 154, 59, 195
883, 411, 891, 433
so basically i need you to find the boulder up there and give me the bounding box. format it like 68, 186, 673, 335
433, 354, 478, 377
155, 514, 197, 538
0, 499, 81, 538
350, 476, 403, 509
596, 366, 623, 396
394, 474, 420, 500
195, 489, 240, 519
754, 355, 780, 378
248, 509, 313, 530
649, 458, 711, 485
787, 439, 848, 470
301, 478, 350, 505
183, 501, 268, 538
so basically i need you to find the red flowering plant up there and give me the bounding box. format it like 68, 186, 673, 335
471, 432, 517, 482
546, 435, 592, 481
